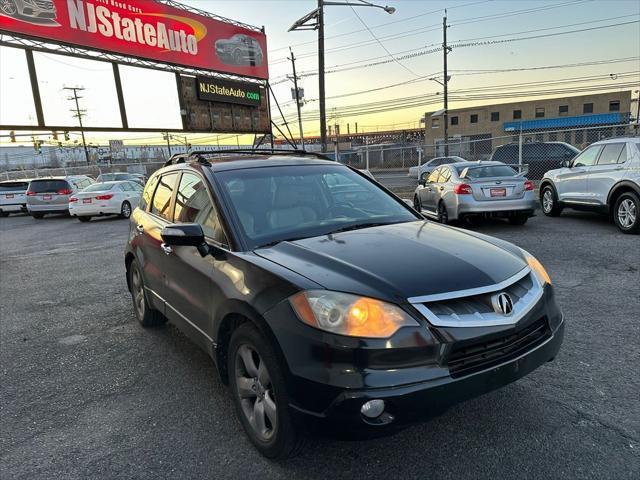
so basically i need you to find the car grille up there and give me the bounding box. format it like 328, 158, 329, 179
447, 317, 551, 378
34, 0, 53, 7
409, 269, 543, 327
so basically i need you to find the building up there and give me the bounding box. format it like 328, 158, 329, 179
424, 90, 634, 158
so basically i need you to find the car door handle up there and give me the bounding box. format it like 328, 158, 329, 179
161, 243, 173, 255
135, 224, 144, 235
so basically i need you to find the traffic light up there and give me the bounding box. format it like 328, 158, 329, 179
9, 131, 16, 142
64, 131, 70, 141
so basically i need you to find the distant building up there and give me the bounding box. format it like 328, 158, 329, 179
424, 90, 634, 158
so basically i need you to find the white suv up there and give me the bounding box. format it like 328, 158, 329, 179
540, 137, 640, 234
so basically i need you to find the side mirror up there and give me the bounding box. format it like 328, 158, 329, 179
161, 223, 210, 257
561, 159, 571, 168
419, 178, 427, 187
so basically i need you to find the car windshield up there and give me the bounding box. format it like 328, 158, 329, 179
217, 164, 418, 249
458, 165, 518, 179
83, 183, 115, 192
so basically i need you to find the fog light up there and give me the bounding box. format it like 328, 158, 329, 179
360, 399, 385, 418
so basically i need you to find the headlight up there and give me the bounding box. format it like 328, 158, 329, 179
521, 249, 552, 285
290, 290, 418, 338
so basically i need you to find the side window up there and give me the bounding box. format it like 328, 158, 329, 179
440, 168, 452, 183
120, 183, 131, 192
572, 146, 602, 167
141, 174, 160, 211
427, 169, 440, 183
174, 173, 227, 245
597, 144, 625, 165
617, 144, 628, 164
151, 173, 178, 221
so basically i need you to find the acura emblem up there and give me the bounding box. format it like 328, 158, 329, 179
492, 292, 514, 316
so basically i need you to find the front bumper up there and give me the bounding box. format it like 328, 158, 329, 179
264, 285, 563, 434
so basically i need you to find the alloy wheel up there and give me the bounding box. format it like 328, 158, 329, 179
0, 0, 17, 15
121, 202, 131, 218
235, 344, 277, 442
617, 198, 636, 228
131, 266, 145, 319
542, 190, 554, 213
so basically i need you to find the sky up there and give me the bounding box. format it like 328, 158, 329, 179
0, 0, 639, 146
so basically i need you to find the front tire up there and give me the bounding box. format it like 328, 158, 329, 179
128, 260, 166, 327
613, 192, 639, 234
228, 323, 303, 459
120, 201, 132, 219
0, 211, 9, 217
541, 185, 563, 216
32, 213, 44, 219
78, 216, 91, 222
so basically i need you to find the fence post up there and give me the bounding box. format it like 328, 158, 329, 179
381, 148, 385, 169
365, 139, 370, 172
518, 124, 523, 173
417, 148, 422, 180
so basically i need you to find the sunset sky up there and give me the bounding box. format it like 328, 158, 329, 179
0, 0, 638, 146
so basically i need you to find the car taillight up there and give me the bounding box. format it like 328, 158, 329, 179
453, 184, 473, 195
69, 197, 78, 202
57, 188, 72, 195
26, 191, 36, 196
95, 194, 114, 200
524, 181, 534, 191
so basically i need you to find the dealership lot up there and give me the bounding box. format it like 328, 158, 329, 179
0, 213, 638, 479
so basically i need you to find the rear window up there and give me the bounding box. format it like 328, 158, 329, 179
0, 181, 29, 192
83, 183, 115, 192
492, 145, 517, 163
28, 180, 69, 193
458, 165, 517, 179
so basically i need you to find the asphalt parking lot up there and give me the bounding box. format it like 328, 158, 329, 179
1, 212, 638, 479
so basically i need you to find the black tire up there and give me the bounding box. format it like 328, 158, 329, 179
228, 323, 303, 459
120, 201, 132, 219
32, 213, 44, 219
77, 216, 91, 222
508, 214, 529, 226
413, 194, 421, 212
128, 260, 166, 327
0, 211, 9, 217
540, 185, 563, 217
437, 201, 449, 224
612, 191, 640, 234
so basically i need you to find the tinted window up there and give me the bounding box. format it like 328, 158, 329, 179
141, 174, 160, 211
0, 181, 29, 192
217, 165, 416, 249
174, 173, 226, 244
597, 143, 625, 165
616, 144, 628, 163
28, 180, 69, 193
492, 145, 517, 163
458, 165, 517, 178
573, 146, 601, 167
546, 144, 572, 158
151, 173, 178, 220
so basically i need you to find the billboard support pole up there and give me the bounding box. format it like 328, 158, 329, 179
24, 49, 44, 127
112, 63, 129, 129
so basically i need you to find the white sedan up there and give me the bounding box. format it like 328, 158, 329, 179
69, 181, 143, 222
408, 156, 467, 178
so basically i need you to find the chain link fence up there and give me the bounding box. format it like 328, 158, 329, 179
1, 161, 167, 181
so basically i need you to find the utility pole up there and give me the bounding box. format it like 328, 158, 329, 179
289, 47, 305, 148
317, 0, 327, 153
442, 12, 450, 156
64, 87, 89, 164
163, 132, 172, 156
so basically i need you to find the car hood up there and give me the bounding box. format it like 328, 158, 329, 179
255, 221, 527, 303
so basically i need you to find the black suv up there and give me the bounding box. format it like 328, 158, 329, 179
124, 150, 564, 458
491, 141, 579, 179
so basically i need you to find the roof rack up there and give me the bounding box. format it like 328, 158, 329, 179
164, 149, 331, 167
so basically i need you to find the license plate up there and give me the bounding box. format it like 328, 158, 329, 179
5, 194, 14, 199
43, 194, 52, 200
490, 188, 506, 197
83, 198, 92, 204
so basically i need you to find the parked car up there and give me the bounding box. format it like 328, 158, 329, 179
540, 137, 640, 234
125, 150, 563, 458
0, 0, 56, 20
407, 156, 466, 178
490, 142, 579, 180
96, 172, 145, 186
0, 179, 31, 217
26, 176, 94, 219
215, 34, 264, 66
414, 161, 536, 225
69, 181, 143, 222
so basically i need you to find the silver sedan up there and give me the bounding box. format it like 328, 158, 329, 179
413, 161, 537, 225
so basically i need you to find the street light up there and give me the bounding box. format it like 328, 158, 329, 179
289, 0, 395, 153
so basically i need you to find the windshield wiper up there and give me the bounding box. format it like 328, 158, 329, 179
255, 236, 312, 249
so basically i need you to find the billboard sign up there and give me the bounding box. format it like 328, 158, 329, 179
197, 77, 261, 107
0, 0, 269, 79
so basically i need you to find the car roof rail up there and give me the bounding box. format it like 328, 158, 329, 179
163, 149, 331, 167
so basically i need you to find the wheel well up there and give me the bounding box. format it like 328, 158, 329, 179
608, 185, 638, 215
539, 181, 554, 196
124, 253, 135, 292
216, 313, 249, 385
